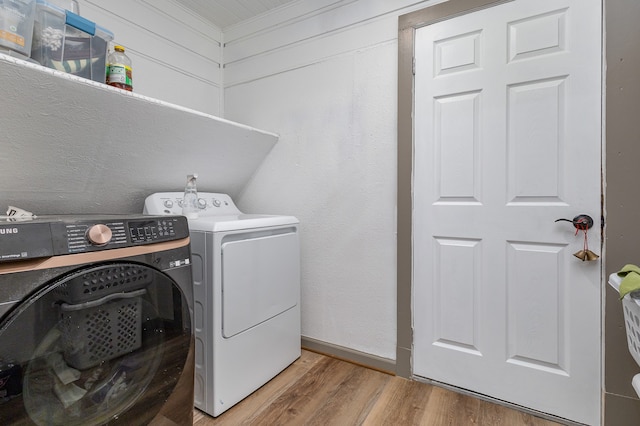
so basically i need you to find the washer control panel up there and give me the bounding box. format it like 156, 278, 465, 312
0, 215, 190, 261
53, 216, 188, 254
128, 218, 178, 243
144, 192, 242, 217
63, 221, 128, 253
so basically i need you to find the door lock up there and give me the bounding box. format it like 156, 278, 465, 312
555, 214, 598, 261
554, 214, 594, 230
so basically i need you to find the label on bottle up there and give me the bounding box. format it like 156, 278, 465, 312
106, 64, 132, 88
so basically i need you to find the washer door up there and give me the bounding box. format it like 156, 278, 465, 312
0, 262, 192, 426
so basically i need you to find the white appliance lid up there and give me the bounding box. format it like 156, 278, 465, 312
185, 214, 299, 232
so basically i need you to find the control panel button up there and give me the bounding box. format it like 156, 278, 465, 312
163, 199, 174, 208
197, 198, 207, 209
86, 224, 112, 246
212, 198, 221, 207
128, 219, 177, 243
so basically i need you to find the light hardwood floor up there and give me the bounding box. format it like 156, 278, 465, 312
193, 349, 562, 426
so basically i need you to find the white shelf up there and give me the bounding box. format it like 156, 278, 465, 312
0, 53, 278, 214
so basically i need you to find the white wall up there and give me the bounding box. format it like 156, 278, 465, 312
78, 0, 223, 115
224, 0, 442, 360
0, 1, 276, 215
45, 0, 441, 361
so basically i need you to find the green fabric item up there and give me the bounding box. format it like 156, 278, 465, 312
617, 264, 640, 299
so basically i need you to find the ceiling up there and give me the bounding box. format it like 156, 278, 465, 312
173, 0, 298, 29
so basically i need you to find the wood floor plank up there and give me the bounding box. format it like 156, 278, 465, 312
477, 399, 562, 426
193, 350, 563, 426
362, 377, 435, 425
246, 356, 360, 425
420, 384, 481, 425
303, 362, 391, 425
194, 350, 324, 425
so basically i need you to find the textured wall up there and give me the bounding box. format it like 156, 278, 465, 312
78, 0, 223, 115
227, 46, 398, 360
223, 0, 437, 360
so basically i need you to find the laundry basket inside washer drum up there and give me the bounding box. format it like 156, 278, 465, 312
58, 288, 146, 370
54, 264, 154, 369
53, 263, 154, 303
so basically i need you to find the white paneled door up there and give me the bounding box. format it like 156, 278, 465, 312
412, 0, 602, 424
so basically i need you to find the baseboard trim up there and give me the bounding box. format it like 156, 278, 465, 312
301, 336, 396, 375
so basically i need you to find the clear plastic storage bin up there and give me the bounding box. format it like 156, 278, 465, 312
30, 0, 113, 82
0, 0, 37, 58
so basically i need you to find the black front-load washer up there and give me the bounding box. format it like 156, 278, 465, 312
0, 214, 194, 425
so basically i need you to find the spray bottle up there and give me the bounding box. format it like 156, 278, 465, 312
182, 174, 199, 219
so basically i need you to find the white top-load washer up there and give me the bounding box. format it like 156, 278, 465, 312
144, 192, 300, 417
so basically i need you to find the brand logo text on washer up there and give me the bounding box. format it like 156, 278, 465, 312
0, 228, 19, 235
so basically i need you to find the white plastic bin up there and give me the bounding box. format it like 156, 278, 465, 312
608, 273, 640, 397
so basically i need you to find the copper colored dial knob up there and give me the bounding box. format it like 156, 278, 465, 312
87, 224, 112, 246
